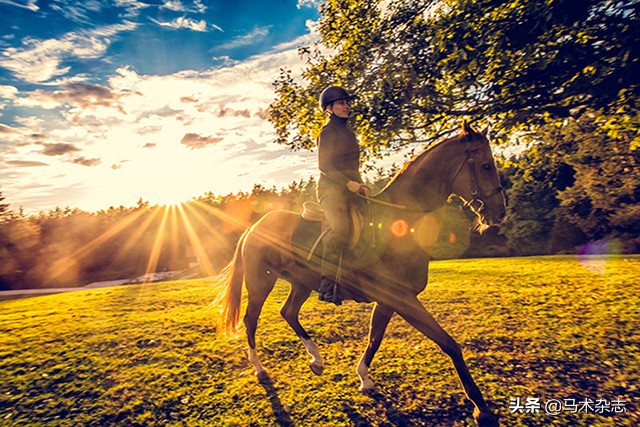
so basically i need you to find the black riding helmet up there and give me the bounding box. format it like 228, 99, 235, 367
319, 86, 355, 111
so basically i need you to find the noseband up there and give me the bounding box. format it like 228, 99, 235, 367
450, 140, 504, 216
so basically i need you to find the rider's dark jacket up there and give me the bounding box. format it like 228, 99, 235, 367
317, 113, 363, 200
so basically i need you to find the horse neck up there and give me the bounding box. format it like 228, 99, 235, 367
379, 141, 458, 212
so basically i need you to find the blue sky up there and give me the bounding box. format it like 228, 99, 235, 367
0, 0, 322, 212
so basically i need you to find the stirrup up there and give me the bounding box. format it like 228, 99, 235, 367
318, 277, 342, 305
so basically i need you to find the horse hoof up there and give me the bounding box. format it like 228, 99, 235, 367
474, 408, 499, 427
359, 384, 376, 395
256, 371, 271, 383
310, 362, 324, 376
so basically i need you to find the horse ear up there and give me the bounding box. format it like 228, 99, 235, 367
462, 120, 473, 135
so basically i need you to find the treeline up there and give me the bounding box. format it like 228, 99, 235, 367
1, 118, 639, 290
0, 181, 318, 291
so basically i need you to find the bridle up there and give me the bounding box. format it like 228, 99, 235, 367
356, 137, 504, 217
449, 140, 504, 216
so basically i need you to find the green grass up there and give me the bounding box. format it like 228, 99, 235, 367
1, 255, 638, 426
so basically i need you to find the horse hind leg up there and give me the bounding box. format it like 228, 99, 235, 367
280, 281, 324, 375
243, 264, 277, 382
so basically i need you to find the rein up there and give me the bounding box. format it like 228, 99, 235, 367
357, 138, 504, 216
355, 193, 428, 212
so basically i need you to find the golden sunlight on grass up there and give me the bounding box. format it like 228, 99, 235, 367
1, 256, 638, 426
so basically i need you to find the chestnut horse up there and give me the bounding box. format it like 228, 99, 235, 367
215, 121, 506, 426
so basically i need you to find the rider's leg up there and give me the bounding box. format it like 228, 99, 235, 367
318, 189, 349, 304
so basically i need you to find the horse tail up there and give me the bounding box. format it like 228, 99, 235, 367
215, 230, 248, 335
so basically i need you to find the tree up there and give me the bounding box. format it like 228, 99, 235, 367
554, 116, 640, 252
502, 133, 577, 255
0, 191, 11, 222
270, 0, 639, 156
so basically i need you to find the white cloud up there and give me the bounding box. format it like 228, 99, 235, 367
193, 0, 206, 13
297, 0, 322, 9
269, 20, 319, 53
160, 0, 207, 13
0, 22, 137, 83
0, 85, 18, 99
0, 0, 38, 11
149, 16, 210, 32
216, 26, 270, 50
161, 0, 186, 12
115, 0, 151, 17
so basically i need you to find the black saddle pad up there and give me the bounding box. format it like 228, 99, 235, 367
291, 217, 323, 265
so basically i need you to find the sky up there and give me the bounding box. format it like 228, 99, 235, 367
0, 0, 324, 213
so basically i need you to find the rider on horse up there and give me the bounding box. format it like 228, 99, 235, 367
316, 86, 370, 304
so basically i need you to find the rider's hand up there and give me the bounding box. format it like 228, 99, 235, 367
360, 185, 372, 197
346, 180, 361, 193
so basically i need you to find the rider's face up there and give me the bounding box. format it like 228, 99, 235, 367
328, 99, 350, 118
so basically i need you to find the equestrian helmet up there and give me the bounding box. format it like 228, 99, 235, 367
319, 86, 354, 111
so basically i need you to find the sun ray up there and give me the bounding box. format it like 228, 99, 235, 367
169, 204, 181, 269
182, 201, 235, 248
49, 207, 150, 281
190, 199, 255, 232
144, 205, 172, 280
176, 203, 217, 277
112, 206, 163, 264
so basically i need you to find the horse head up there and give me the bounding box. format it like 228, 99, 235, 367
449, 121, 507, 231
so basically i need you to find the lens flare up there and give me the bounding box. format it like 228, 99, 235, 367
390, 219, 409, 238
577, 239, 621, 275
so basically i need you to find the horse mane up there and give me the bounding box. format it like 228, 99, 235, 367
377, 130, 463, 194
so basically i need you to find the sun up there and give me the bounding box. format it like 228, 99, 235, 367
125, 142, 204, 207
143, 177, 195, 207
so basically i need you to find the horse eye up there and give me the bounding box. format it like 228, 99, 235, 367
482, 164, 492, 172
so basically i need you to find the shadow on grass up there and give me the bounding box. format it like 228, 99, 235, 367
355, 388, 474, 426
259, 376, 295, 427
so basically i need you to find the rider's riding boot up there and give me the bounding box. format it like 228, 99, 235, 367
318, 275, 340, 304
318, 246, 343, 305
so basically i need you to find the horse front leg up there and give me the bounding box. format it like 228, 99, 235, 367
357, 302, 394, 392
280, 282, 325, 375
394, 296, 498, 427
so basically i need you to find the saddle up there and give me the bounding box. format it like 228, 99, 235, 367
300, 201, 365, 257
294, 201, 372, 304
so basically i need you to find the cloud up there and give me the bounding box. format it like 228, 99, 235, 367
216, 26, 270, 50
72, 156, 101, 167
297, 0, 322, 8
0, 0, 38, 11
149, 17, 217, 32
16, 83, 124, 114
6, 160, 49, 167
45, 0, 148, 23
41, 143, 81, 156
180, 132, 223, 149
115, 0, 151, 18
0, 85, 19, 99
4, 31, 321, 212
160, 0, 207, 13
48, 1, 100, 23
0, 123, 19, 134
161, 0, 186, 12
0, 22, 137, 83
111, 159, 129, 170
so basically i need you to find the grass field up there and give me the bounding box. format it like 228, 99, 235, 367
1, 255, 638, 426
